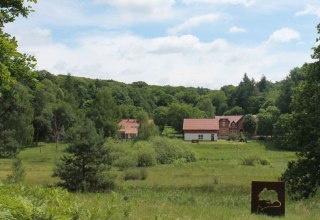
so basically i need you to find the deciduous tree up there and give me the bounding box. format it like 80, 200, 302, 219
243, 114, 256, 137
281, 23, 320, 199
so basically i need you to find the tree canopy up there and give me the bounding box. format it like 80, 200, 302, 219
281, 23, 320, 199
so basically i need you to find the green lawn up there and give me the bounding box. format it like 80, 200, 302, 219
1, 140, 320, 219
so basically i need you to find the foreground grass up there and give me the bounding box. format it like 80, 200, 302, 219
0, 143, 66, 184
2, 140, 320, 219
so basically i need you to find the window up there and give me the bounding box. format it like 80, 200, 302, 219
222, 120, 226, 126
198, 134, 203, 140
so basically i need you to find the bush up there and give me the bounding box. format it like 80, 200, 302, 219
134, 141, 156, 167
150, 137, 196, 164
239, 133, 247, 142
114, 155, 137, 170
241, 155, 271, 166
124, 169, 148, 181
104, 138, 131, 165
182, 146, 197, 162
6, 157, 25, 184
136, 149, 156, 167
228, 133, 238, 141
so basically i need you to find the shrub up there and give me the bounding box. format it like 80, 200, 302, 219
6, 157, 25, 184
182, 146, 197, 162
241, 155, 271, 166
150, 137, 196, 164
124, 169, 148, 181
136, 149, 156, 167
228, 133, 238, 141
150, 137, 183, 164
114, 155, 137, 170
140, 168, 148, 180
239, 133, 247, 142
134, 141, 156, 167
104, 139, 130, 165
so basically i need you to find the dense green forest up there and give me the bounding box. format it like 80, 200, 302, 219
0, 65, 307, 156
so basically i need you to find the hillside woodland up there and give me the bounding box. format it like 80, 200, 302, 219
0, 66, 307, 156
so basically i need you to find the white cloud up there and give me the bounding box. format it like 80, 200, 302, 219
229, 26, 247, 34
267, 28, 300, 43
296, 4, 320, 17
9, 28, 311, 89
94, 0, 176, 20
167, 14, 220, 35
182, 0, 255, 7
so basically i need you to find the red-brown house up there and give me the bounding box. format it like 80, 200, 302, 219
118, 119, 154, 140
215, 115, 244, 137
119, 119, 139, 140
183, 115, 244, 141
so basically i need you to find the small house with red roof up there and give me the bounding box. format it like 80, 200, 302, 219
183, 115, 244, 141
183, 119, 219, 141
119, 119, 139, 140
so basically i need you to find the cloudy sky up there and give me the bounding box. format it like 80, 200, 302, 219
4, 0, 320, 89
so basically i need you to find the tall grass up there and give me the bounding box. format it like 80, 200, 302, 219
2, 140, 320, 219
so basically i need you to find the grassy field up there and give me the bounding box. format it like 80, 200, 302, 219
1, 140, 320, 219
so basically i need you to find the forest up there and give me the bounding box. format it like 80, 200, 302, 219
0, 64, 306, 157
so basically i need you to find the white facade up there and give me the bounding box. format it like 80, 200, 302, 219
184, 132, 218, 141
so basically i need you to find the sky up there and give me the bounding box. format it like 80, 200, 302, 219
4, 0, 320, 89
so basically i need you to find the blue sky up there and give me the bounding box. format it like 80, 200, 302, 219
4, 0, 320, 89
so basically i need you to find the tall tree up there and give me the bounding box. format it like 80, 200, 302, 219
209, 90, 227, 115
136, 111, 159, 140
224, 106, 244, 115
43, 102, 75, 150
196, 96, 216, 118
243, 114, 257, 137
276, 67, 306, 114
153, 106, 168, 132
33, 79, 57, 145
167, 103, 205, 133
273, 114, 293, 150
281, 23, 320, 199
236, 74, 257, 113
87, 88, 119, 137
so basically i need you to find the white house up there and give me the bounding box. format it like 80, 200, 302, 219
183, 119, 219, 141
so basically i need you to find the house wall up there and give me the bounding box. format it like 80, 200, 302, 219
218, 119, 230, 136
218, 117, 245, 137
184, 132, 218, 141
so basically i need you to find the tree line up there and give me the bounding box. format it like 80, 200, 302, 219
0, 65, 305, 155
0, 45, 308, 157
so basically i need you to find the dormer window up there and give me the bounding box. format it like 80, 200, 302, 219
222, 120, 226, 126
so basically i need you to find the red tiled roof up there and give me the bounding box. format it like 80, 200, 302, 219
183, 119, 219, 131
119, 119, 139, 134
215, 115, 243, 123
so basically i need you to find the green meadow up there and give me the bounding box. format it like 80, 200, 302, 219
1, 140, 320, 219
